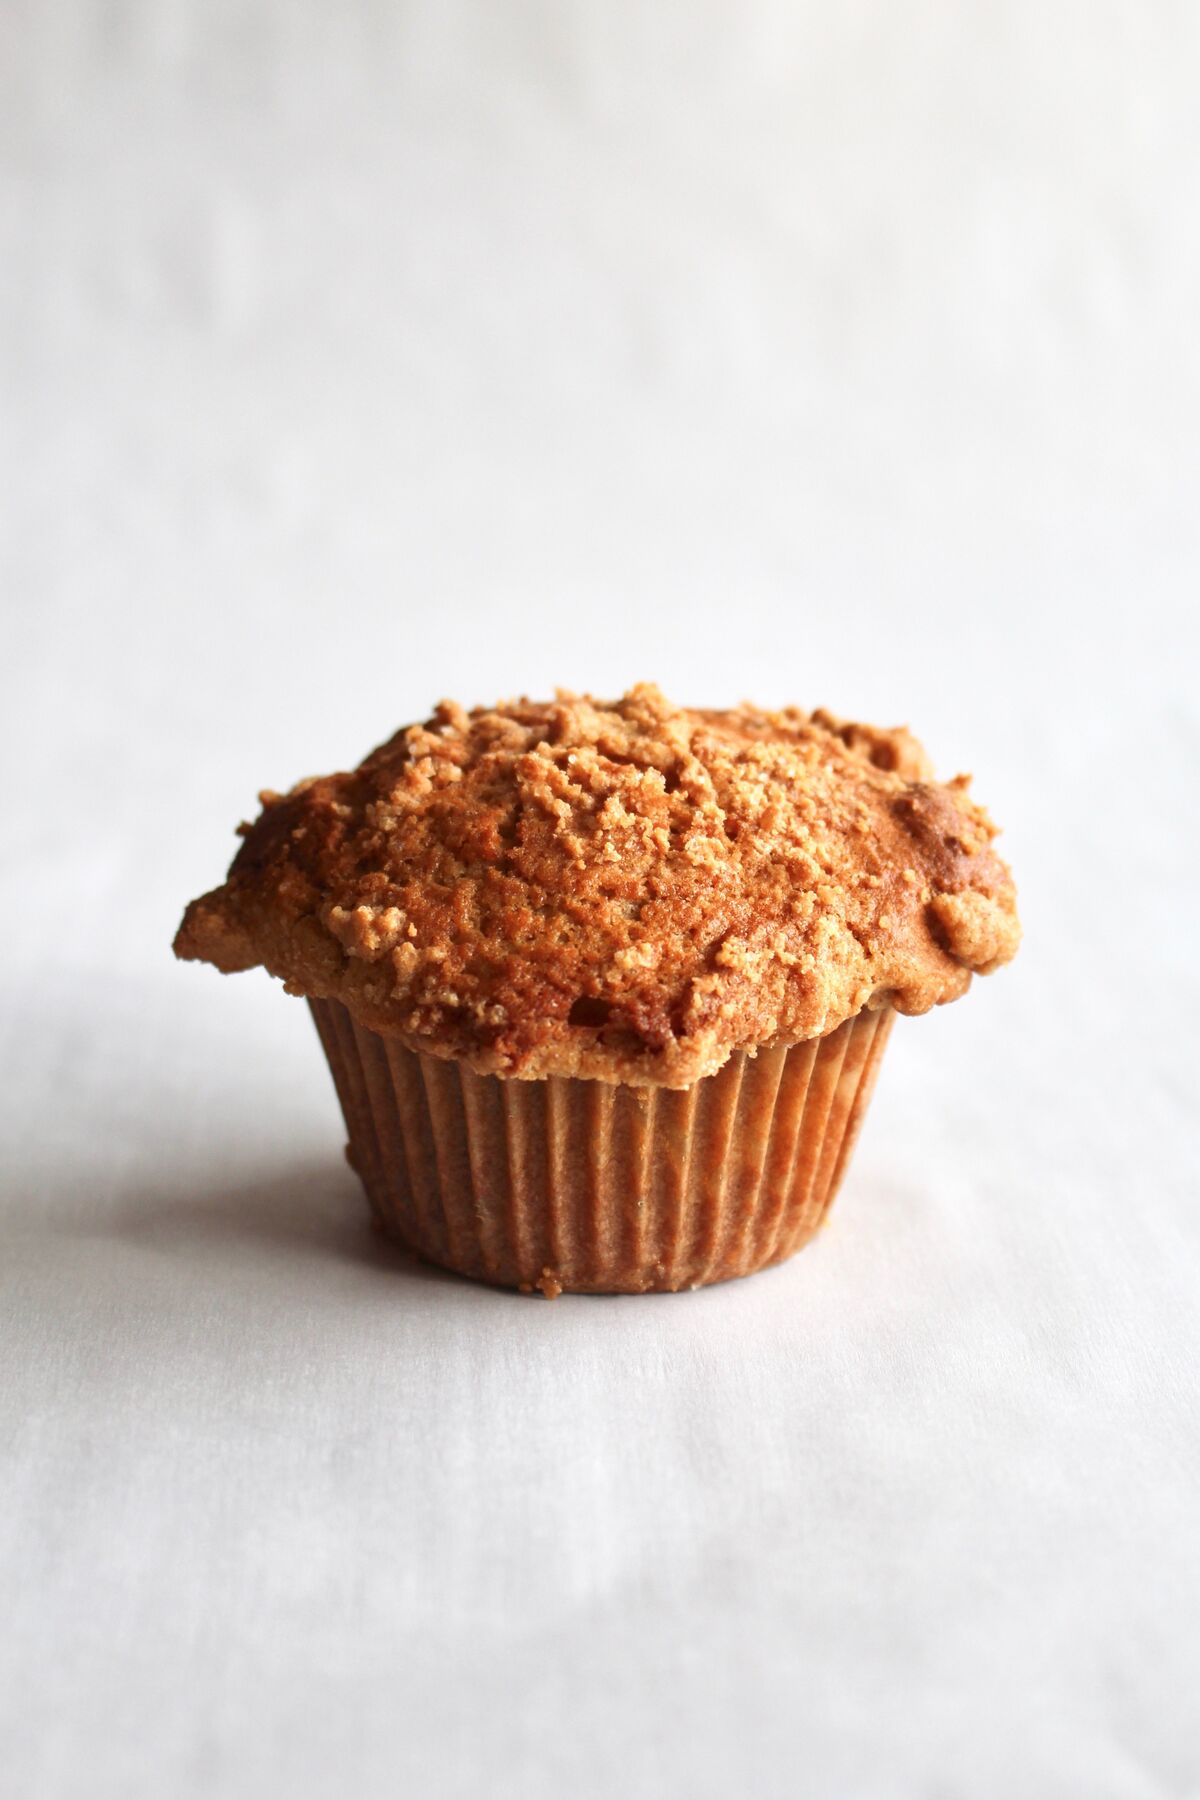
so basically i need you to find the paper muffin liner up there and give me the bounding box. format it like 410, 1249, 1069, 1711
308, 999, 893, 1294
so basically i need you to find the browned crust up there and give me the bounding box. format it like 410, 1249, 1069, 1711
174, 684, 1020, 1087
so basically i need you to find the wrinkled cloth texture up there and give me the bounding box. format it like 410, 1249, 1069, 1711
2, 5, 1198, 1798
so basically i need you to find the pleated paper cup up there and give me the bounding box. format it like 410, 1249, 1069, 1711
309, 998, 893, 1294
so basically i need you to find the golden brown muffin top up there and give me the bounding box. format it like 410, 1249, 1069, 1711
174, 683, 1020, 1086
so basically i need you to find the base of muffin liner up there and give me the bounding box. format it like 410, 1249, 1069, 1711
309, 998, 893, 1295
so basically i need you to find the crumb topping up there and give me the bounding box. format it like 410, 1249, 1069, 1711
174, 684, 1020, 1086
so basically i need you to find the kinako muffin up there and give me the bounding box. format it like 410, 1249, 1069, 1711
174, 683, 1020, 1295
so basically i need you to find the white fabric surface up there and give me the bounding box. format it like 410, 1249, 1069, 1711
3, 5, 1199, 1796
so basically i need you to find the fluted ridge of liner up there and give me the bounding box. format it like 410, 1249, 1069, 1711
310, 1000, 892, 1295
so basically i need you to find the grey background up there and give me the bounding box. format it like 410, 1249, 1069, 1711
3, 4, 1198, 1796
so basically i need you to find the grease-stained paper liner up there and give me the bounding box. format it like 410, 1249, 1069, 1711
309, 999, 893, 1294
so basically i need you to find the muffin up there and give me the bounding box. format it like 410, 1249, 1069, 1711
174, 684, 1020, 1294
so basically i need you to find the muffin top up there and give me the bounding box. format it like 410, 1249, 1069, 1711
175, 683, 1020, 1086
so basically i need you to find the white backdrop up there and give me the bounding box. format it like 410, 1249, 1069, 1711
3, 5, 1199, 1797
